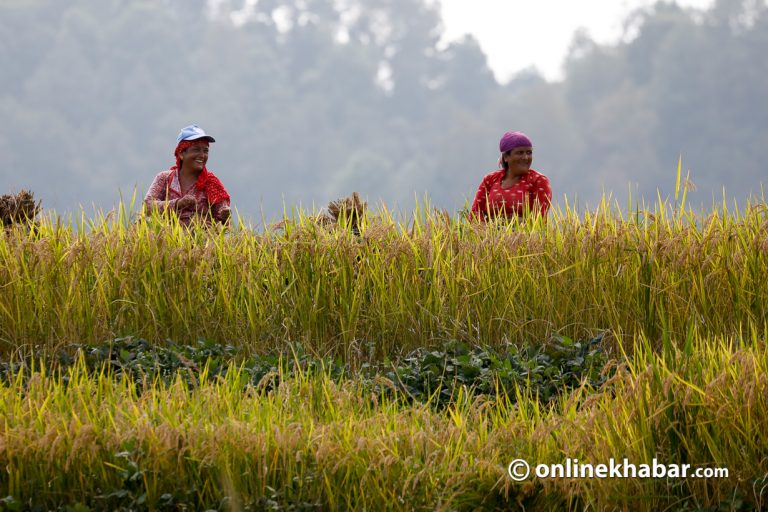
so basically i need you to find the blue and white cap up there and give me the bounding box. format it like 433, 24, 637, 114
177, 124, 216, 143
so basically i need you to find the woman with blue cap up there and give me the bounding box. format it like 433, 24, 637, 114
470, 131, 552, 222
144, 124, 231, 225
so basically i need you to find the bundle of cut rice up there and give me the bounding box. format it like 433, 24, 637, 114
1, 190, 41, 228
269, 192, 367, 234
326, 191, 366, 235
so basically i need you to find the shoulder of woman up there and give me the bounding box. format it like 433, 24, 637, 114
151, 169, 173, 182
528, 169, 549, 182
204, 169, 226, 184
484, 169, 504, 182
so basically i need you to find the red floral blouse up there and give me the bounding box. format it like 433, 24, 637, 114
470, 169, 552, 221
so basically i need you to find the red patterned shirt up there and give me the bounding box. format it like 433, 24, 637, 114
470, 169, 552, 221
144, 168, 231, 225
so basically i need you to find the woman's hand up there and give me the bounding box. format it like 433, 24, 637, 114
176, 195, 196, 211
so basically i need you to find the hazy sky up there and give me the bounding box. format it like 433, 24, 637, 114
438, 0, 716, 81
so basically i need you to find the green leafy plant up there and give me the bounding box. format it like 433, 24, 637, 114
379, 334, 608, 407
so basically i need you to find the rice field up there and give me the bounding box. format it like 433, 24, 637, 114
0, 193, 766, 510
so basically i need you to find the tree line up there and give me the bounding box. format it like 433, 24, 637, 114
1, 0, 766, 222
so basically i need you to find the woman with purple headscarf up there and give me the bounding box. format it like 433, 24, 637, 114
470, 131, 552, 221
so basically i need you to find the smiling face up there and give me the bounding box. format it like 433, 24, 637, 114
180, 142, 209, 172
502, 146, 533, 176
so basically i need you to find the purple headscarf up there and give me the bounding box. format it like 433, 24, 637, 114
499, 131, 533, 153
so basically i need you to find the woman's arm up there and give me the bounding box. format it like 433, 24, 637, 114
532, 175, 552, 217
143, 173, 180, 214
211, 200, 232, 224
470, 174, 493, 222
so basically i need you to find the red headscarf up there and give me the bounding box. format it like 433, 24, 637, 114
172, 140, 230, 205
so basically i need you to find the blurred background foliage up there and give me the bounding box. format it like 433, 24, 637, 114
1, 0, 766, 223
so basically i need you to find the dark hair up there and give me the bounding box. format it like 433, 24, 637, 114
501, 151, 509, 171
